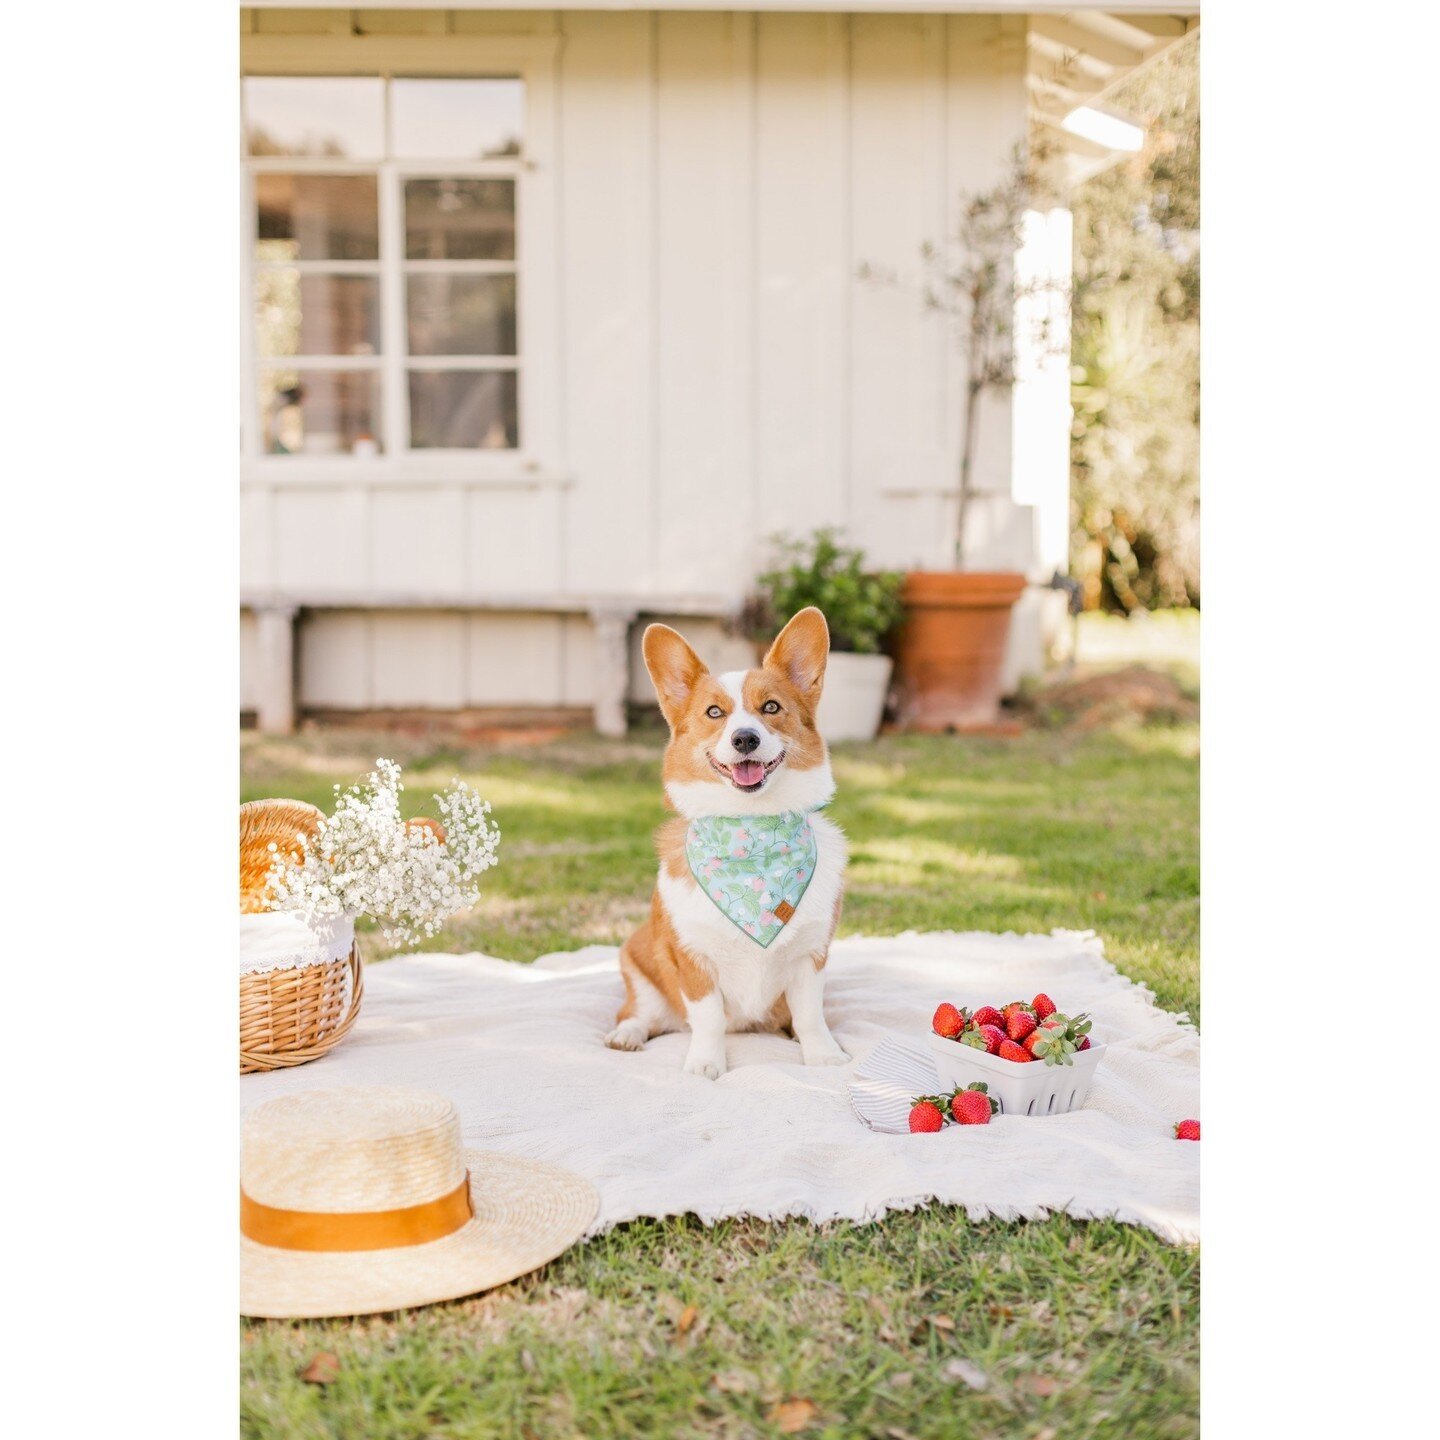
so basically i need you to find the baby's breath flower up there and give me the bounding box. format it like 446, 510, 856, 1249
264, 758, 500, 948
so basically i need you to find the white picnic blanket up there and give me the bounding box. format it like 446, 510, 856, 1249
239, 931, 1200, 1243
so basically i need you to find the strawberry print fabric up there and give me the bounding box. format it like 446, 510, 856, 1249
684, 812, 819, 948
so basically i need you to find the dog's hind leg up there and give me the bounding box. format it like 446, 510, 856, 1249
605, 953, 678, 1052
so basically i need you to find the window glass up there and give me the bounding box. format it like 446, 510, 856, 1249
244, 77, 385, 158
255, 174, 379, 262
246, 76, 526, 457
255, 272, 380, 359
405, 179, 515, 261
406, 274, 516, 357
408, 371, 518, 449
390, 79, 523, 159
259, 369, 383, 456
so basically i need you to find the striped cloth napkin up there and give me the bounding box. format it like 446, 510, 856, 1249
848, 1034, 944, 1133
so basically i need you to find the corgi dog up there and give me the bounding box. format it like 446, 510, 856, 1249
606, 607, 849, 1079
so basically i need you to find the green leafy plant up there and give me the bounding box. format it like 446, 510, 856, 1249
1070, 34, 1199, 612
748, 530, 904, 655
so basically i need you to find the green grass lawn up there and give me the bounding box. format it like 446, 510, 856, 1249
240, 713, 1198, 1440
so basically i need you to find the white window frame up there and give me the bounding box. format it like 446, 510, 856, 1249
239, 35, 564, 488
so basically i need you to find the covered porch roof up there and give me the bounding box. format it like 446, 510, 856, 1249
245, 5, 1200, 183
1024, 10, 1199, 183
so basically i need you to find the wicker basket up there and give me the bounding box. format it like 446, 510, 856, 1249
239, 799, 364, 1074
240, 937, 364, 1073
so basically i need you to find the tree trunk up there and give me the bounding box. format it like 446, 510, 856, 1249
954, 379, 983, 569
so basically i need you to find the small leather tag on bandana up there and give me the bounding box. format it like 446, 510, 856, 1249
684, 811, 818, 947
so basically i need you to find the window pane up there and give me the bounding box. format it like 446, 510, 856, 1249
408, 371, 518, 449
256, 174, 379, 261
390, 78, 524, 160
244, 77, 385, 158
260, 369, 383, 456
407, 274, 516, 357
405, 179, 515, 261
255, 271, 380, 358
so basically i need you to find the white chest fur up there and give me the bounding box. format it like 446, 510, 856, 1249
657, 814, 847, 1028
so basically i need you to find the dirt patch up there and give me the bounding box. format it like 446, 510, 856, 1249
1027, 665, 1199, 730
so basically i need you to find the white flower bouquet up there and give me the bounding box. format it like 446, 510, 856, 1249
264, 758, 501, 946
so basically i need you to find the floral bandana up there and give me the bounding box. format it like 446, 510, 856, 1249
684, 812, 819, 948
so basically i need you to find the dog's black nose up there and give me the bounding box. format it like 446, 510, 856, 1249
731, 728, 761, 755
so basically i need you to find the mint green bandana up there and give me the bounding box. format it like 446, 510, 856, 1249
685, 812, 819, 948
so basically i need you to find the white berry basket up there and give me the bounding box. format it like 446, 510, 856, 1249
927, 1032, 1107, 1117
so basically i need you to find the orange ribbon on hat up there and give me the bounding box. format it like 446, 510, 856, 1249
241, 1171, 473, 1252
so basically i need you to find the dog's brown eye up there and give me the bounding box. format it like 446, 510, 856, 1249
761, 700, 781, 715
706, 705, 725, 719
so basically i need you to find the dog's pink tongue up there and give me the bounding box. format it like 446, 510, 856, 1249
732, 760, 765, 786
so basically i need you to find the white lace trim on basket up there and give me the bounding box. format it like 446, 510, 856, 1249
240, 912, 355, 976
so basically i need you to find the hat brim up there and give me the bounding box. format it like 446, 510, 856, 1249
241, 1151, 598, 1320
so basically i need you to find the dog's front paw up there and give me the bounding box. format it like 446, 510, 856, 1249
683, 1046, 728, 1080
605, 1020, 648, 1052
801, 1038, 850, 1067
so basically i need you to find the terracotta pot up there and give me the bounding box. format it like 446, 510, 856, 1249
893, 572, 1027, 731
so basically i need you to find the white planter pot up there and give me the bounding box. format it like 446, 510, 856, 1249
817, 651, 893, 742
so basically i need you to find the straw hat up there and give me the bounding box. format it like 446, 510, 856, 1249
241, 1087, 598, 1319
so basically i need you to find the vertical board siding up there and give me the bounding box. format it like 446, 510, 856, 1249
753, 13, 850, 538
369, 487, 468, 594
555, 11, 658, 592
371, 611, 469, 706
466, 486, 564, 594
240, 489, 274, 589
944, 12, 1030, 567
465, 614, 565, 703
298, 611, 373, 707
273, 489, 368, 591
848, 12, 952, 568
651, 12, 756, 594
243, 9, 1039, 709
240, 611, 260, 710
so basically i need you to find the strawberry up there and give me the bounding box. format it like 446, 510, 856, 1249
1023, 1032, 1043, 1057
998, 1038, 1033, 1063
971, 1005, 1004, 1030
1174, 1118, 1200, 1142
1076, 1036, 1091, 1052
1032, 993, 1057, 1022
932, 1003, 966, 1039
1001, 1001, 1031, 1022
976, 1024, 1005, 1054
1005, 1010, 1037, 1043
950, 1082, 996, 1128
909, 1101, 945, 1133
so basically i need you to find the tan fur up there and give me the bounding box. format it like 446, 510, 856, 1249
612, 608, 847, 1065
645, 612, 831, 805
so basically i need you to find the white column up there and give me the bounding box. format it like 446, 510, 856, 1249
589, 607, 637, 738
254, 604, 298, 735
1011, 205, 1075, 578
1003, 205, 1075, 688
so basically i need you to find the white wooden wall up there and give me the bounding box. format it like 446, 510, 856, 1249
240, 8, 1056, 711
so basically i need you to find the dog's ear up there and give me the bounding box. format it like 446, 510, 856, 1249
642, 624, 709, 730
763, 607, 830, 706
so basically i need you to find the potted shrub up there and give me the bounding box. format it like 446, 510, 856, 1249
864, 144, 1067, 730
746, 530, 904, 742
